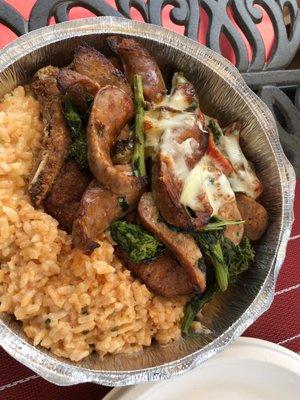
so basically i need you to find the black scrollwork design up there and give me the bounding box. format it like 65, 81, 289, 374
200, 0, 300, 72
116, 0, 149, 21
0, 1, 26, 36
231, 0, 265, 72
256, 0, 300, 70
117, 0, 300, 73
148, 0, 199, 39
259, 85, 300, 175
0, 0, 299, 174
0, 0, 299, 73
116, 0, 200, 39
202, 0, 249, 71
28, 0, 122, 31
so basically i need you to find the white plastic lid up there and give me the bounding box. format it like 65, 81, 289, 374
104, 337, 300, 400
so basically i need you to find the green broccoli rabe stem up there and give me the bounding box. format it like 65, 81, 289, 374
195, 232, 228, 292
181, 294, 202, 336
182, 284, 217, 335
210, 241, 229, 292
132, 74, 147, 178
202, 218, 245, 232
182, 234, 255, 335
110, 221, 164, 262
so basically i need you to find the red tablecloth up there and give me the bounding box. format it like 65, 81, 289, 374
0, 2, 299, 399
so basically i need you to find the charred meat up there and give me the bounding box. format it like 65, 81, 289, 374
57, 68, 99, 112
87, 85, 146, 199
72, 181, 138, 254
29, 66, 71, 206
72, 44, 132, 97
111, 125, 134, 165
138, 192, 206, 292
116, 247, 194, 297
44, 161, 91, 232
108, 36, 166, 102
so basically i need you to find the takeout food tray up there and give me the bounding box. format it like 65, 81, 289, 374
0, 17, 295, 386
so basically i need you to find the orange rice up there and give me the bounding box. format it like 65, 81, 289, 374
0, 87, 187, 362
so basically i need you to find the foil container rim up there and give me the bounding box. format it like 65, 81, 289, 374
0, 16, 296, 386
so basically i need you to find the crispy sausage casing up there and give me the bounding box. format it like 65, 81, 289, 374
29, 66, 71, 206
57, 68, 100, 112
218, 201, 244, 245
87, 85, 146, 199
73, 44, 132, 97
138, 192, 206, 292
108, 36, 166, 102
72, 181, 137, 254
116, 248, 194, 297
44, 161, 91, 232
57, 70, 146, 252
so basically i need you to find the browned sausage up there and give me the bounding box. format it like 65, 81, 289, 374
108, 56, 123, 71
28, 66, 71, 206
44, 161, 91, 232
235, 193, 268, 241
57, 68, 100, 112
72, 44, 132, 97
72, 180, 139, 254
145, 73, 209, 230
218, 201, 244, 245
87, 85, 146, 200
138, 192, 206, 292
152, 123, 209, 231
107, 36, 166, 102
116, 248, 194, 297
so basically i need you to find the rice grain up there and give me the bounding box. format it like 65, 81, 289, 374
0, 87, 188, 361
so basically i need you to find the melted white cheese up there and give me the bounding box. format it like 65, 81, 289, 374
160, 73, 194, 111
159, 90, 190, 111
180, 155, 235, 216
144, 74, 255, 218
218, 132, 262, 199
144, 73, 198, 157
160, 130, 199, 182
144, 109, 196, 158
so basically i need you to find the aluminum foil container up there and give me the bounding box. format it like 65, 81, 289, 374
0, 17, 295, 386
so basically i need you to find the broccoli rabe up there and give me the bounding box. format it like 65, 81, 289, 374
182, 233, 255, 335
69, 138, 89, 170
132, 74, 147, 178
224, 237, 255, 283
62, 97, 84, 140
181, 282, 217, 335
110, 221, 164, 262
195, 230, 229, 292
203, 216, 244, 232
62, 97, 89, 170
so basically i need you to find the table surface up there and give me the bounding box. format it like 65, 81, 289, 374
0, 3, 299, 400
